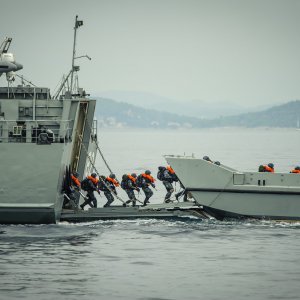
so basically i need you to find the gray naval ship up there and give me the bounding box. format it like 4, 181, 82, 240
0, 17, 209, 224
0, 17, 97, 224
165, 155, 300, 221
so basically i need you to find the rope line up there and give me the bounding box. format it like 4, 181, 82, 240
76, 130, 125, 204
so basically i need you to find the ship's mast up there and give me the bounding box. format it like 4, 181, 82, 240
70, 15, 83, 94
53, 15, 91, 99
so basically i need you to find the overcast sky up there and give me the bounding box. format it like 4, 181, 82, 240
1, 0, 300, 107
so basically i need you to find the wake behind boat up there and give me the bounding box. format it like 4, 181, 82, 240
165, 155, 300, 221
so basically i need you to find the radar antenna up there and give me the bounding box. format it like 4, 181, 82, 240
0, 37, 12, 54
0, 37, 23, 82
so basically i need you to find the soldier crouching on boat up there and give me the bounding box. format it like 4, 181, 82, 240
99, 174, 120, 207
121, 173, 140, 207
290, 166, 300, 173
136, 170, 156, 206
62, 171, 81, 209
157, 166, 177, 203
258, 163, 275, 173
80, 173, 99, 210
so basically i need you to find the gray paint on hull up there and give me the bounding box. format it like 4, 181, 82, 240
0, 143, 64, 204
0, 143, 70, 223
165, 155, 300, 220
190, 190, 300, 220
0, 207, 55, 224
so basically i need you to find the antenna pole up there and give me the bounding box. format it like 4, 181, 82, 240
70, 15, 83, 95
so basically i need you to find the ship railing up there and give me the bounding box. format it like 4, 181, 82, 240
0, 119, 73, 144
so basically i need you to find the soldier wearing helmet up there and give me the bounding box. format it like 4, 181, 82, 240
290, 166, 300, 174
259, 163, 275, 173
80, 173, 99, 210
121, 173, 140, 207
136, 170, 155, 206
102, 174, 120, 207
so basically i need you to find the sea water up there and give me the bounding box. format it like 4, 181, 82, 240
1, 128, 300, 300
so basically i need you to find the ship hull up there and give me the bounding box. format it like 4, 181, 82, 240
0, 143, 69, 224
0, 206, 55, 224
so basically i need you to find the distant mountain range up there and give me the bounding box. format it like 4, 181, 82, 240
96, 91, 272, 119
95, 98, 300, 129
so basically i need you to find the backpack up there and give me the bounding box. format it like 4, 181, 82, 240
121, 181, 127, 189
121, 175, 129, 189
172, 173, 179, 182
98, 180, 107, 191
157, 170, 164, 181
81, 178, 90, 191
136, 174, 144, 188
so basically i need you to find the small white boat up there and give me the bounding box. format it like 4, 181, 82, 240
165, 155, 300, 221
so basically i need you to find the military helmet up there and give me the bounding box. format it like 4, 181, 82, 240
203, 156, 210, 161
110, 173, 116, 179
91, 173, 97, 178
145, 170, 151, 175
131, 173, 137, 178
214, 161, 221, 166
158, 166, 165, 171
268, 163, 274, 169
73, 172, 79, 177
295, 166, 300, 171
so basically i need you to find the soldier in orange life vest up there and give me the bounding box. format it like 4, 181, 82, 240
80, 173, 99, 210
70, 171, 81, 207
121, 173, 140, 207
136, 170, 155, 206
157, 166, 176, 203
102, 173, 119, 207
290, 166, 300, 174
259, 163, 275, 173
71, 172, 81, 190
63, 171, 81, 209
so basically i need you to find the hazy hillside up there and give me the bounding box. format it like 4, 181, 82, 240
96, 91, 261, 119
95, 98, 300, 129
96, 98, 202, 128
211, 100, 300, 128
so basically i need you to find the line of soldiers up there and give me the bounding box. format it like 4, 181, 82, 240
67, 166, 187, 210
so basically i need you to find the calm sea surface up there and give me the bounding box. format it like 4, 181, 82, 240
1, 128, 300, 300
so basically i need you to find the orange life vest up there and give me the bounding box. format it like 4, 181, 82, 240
127, 174, 136, 183
263, 165, 274, 173
291, 169, 300, 174
87, 176, 99, 185
142, 173, 155, 183
71, 175, 81, 187
106, 177, 120, 187
166, 166, 175, 174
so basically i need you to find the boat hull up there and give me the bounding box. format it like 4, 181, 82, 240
165, 156, 300, 221
189, 189, 300, 220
